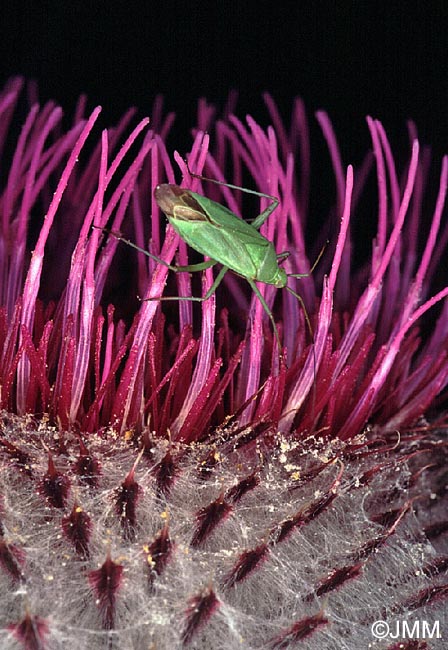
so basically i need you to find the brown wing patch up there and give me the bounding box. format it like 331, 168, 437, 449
174, 202, 213, 223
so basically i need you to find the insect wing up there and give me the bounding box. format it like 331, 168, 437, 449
171, 217, 262, 279
190, 192, 268, 244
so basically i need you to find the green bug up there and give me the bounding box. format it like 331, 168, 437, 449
103, 176, 315, 353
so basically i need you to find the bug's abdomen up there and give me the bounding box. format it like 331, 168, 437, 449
254, 244, 287, 287
170, 213, 286, 287
171, 220, 260, 277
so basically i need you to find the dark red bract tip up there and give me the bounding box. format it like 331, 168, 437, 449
269, 612, 328, 648
73, 439, 101, 488
8, 612, 49, 650
191, 495, 232, 547
420, 556, 448, 578
224, 543, 269, 588
313, 563, 363, 598
154, 450, 179, 495
40, 453, 70, 509
0, 438, 33, 477
401, 583, 448, 612
115, 467, 141, 541
144, 523, 174, 586
62, 503, 92, 558
88, 552, 123, 630
181, 586, 220, 647
226, 471, 260, 503
0, 539, 25, 582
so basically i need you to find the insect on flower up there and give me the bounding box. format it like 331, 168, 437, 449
101, 172, 318, 358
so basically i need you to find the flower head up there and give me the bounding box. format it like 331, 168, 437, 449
0, 78, 447, 649
1, 78, 448, 443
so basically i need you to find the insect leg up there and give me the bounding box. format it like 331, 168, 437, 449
285, 285, 317, 422
246, 279, 282, 352
185, 165, 279, 231
173, 260, 216, 273
288, 241, 328, 278
276, 251, 290, 263
94, 226, 215, 274
284, 286, 314, 345
249, 200, 280, 231
145, 265, 228, 302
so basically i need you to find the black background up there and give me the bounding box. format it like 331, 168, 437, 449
1, 2, 446, 161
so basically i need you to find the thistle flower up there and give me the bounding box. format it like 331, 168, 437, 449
0, 77, 447, 649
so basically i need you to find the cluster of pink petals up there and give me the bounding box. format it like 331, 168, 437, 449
0, 77, 447, 441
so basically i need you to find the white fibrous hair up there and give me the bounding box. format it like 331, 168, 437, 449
0, 413, 446, 650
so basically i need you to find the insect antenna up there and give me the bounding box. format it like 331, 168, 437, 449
92, 226, 178, 270
185, 163, 279, 207
284, 284, 317, 428
286, 240, 328, 279
283, 243, 328, 433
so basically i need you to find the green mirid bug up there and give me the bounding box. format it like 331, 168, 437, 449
104, 176, 315, 353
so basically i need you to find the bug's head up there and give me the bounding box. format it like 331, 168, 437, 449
154, 184, 203, 220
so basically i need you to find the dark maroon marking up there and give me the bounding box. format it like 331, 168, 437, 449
191, 495, 232, 547
88, 553, 123, 629
7, 613, 49, 650
154, 450, 179, 495
350, 534, 388, 561
0, 539, 25, 582
289, 461, 329, 490
313, 563, 363, 598
351, 462, 394, 488
225, 543, 269, 588
145, 524, 174, 586
115, 467, 141, 541
40, 453, 70, 509
62, 503, 92, 558
273, 490, 337, 545
181, 586, 220, 646
401, 583, 448, 611
0, 437, 33, 477
226, 471, 260, 503
74, 438, 101, 488
269, 612, 328, 648
420, 556, 448, 578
